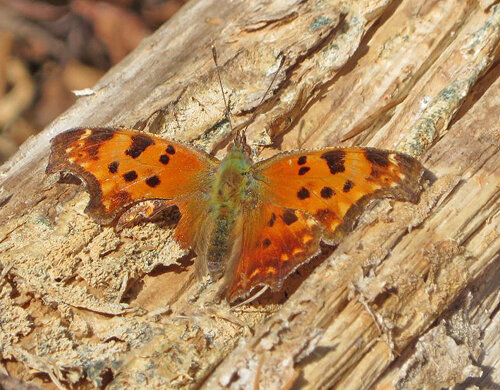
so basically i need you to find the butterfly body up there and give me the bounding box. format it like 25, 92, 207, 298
47, 128, 432, 302
203, 145, 255, 279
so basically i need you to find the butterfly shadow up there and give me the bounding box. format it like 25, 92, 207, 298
121, 252, 196, 305
116, 205, 201, 305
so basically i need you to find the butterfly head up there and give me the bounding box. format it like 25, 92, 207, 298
232, 127, 252, 158
222, 142, 253, 171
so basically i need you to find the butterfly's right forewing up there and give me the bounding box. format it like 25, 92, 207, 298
47, 128, 219, 224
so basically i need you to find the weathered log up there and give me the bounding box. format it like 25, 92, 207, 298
0, 0, 498, 389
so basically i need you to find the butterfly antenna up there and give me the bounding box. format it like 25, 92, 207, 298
211, 46, 235, 135
240, 53, 285, 141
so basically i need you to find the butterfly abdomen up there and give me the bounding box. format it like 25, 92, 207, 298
205, 208, 234, 278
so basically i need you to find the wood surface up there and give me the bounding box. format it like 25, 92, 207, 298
0, 0, 498, 389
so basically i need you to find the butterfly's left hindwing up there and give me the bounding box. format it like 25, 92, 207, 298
227, 202, 322, 300
47, 128, 218, 223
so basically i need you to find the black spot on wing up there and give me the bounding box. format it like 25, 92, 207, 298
298, 156, 307, 165
268, 213, 276, 227
321, 150, 345, 174
343, 179, 354, 192
281, 210, 298, 225
320, 186, 334, 199
125, 134, 155, 158
297, 187, 310, 200
159, 154, 170, 164
263, 238, 271, 248
298, 166, 310, 175
123, 170, 138, 182
146, 175, 160, 187
166, 145, 176, 155
108, 161, 119, 173
365, 149, 389, 167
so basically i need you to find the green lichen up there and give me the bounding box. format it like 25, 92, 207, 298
311, 16, 332, 31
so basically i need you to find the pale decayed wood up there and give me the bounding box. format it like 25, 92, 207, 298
0, 0, 498, 389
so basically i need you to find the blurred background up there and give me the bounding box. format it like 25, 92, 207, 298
0, 0, 188, 164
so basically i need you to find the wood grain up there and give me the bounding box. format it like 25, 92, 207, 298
0, 0, 498, 389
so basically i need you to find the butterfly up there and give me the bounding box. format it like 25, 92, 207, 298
46, 125, 431, 303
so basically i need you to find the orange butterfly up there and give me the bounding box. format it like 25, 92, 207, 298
46, 48, 431, 303
46, 125, 431, 302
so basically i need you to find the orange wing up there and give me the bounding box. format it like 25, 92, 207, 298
255, 147, 432, 242
227, 202, 322, 301
47, 128, 218, 224
226, 147, 432, 301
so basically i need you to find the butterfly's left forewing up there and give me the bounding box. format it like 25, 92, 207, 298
255, 147, 430, 242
